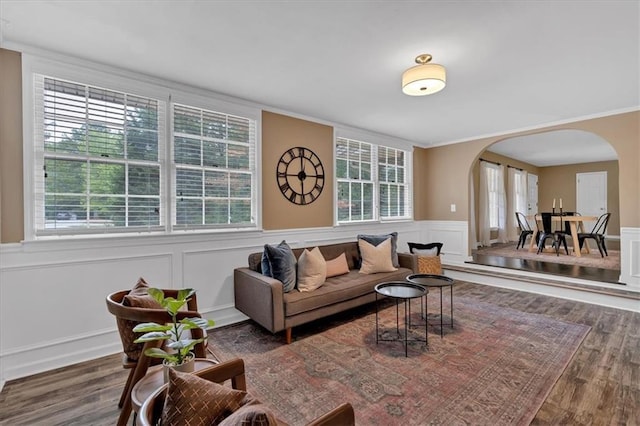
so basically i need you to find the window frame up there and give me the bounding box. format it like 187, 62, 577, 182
22, 54, 261, 240
334, 134, 412, 225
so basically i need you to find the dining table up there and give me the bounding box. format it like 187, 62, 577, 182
528, 214, 598, 257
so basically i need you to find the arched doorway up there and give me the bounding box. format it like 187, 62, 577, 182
469, 129, 620, 283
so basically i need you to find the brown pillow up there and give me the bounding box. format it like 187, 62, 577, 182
161, 368, 248, 426
122, 277, 162, 308
325, 253, 349, 277
218, 403, 279, 426
117, 277, 162, 360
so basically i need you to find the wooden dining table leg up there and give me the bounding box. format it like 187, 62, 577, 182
570, 221, 582, 257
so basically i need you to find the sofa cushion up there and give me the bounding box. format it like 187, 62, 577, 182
325, 252, 349, 278
297, 247, 327, 292
262, 240, 297, 293
358, 238, 397, 274
161, 368, 248, 426
358, 232, 399, 267
283, 268, 412, 317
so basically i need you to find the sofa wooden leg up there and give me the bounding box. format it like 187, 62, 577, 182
285, 328, 292, 344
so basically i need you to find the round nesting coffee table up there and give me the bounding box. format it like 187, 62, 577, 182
406, 274, 455, 338
375, 281, 428, 357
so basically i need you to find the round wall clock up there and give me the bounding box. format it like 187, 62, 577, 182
276, 147, 325, 205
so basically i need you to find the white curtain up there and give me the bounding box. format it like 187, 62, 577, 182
479, 161, 507, 246
496, 164, 508, 243
507, 167, 527, 241
478, 162, 492, 247
469, 173, 478, 249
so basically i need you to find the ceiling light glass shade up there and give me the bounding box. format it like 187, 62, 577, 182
402, 54, 446, 96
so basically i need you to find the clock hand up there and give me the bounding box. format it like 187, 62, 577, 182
300, 155, 305, 172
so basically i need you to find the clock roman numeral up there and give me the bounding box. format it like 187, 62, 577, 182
280, 182, 291, 193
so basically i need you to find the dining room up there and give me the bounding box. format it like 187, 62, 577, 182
469, 129, 621, 284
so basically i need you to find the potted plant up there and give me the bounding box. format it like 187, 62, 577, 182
133, 288, 215, 381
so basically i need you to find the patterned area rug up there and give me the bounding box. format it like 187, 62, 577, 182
211, 294, 590, 426
474, 242, 620, 270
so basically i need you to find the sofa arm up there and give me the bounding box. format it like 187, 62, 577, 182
234, 268, 286, 333
398, 252, 416, 272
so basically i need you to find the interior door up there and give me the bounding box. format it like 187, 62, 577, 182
576, 171, 607, 233
527, 174, 538, 227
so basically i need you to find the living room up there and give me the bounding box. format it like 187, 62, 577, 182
0, 1, 638, 424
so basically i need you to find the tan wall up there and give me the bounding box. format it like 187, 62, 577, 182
261, 111, 334, 230
0, 49, 24, 243
538, 161, 620, 235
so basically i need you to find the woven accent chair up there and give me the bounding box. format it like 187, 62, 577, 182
106, 289, 207, 426
138, 358, 356, 426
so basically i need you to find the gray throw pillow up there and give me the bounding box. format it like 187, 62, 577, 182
357, 232, 399, 267
263, 240, 297, 293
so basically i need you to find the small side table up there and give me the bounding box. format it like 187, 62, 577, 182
375, 281, 428, 357
406, 274, 455, 338
131, 358, 218, 415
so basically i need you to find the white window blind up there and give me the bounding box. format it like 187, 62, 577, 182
378, 146, 411, 220
336, 138, 375, 222
34, 75, 165, 235
172, 104, 257, 229
336, 137, 411, 223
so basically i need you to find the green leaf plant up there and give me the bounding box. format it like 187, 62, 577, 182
132, 288, 215, 366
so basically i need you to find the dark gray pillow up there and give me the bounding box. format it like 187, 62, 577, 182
262, 240, 297, 292
357, 232, 399, 267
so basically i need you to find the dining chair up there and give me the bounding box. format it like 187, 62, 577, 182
578, 212, 611, 257
515, 212, 534, 250
536, 212, 568, 256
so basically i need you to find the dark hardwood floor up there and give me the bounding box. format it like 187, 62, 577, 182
468, 252, 621, 284
1, 282, 638, 425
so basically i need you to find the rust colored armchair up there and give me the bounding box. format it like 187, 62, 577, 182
138, 358, 355, 426
106, 288, 207, 426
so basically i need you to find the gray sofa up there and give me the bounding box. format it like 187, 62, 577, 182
234, 241, 414, 343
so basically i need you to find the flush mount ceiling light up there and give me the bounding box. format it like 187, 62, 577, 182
402, 54, 446, 96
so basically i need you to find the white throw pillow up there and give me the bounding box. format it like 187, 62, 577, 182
297, 247, 327, 292
358, 238, 397, 274
413, 247, 439, 257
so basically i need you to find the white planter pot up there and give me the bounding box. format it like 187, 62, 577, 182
162, 354, 195, 383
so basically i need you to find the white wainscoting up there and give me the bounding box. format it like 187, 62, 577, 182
1, 221, 637, 388
621, 227, 640, 288
0, 222, 421, 385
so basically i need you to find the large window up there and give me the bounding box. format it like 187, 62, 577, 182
35, 76, 164, 234
173, 104, 256, 228
32, 72, 257, 237
336, 137, 411, 223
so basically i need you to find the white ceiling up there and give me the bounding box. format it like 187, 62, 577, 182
1, 1, 638, 165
